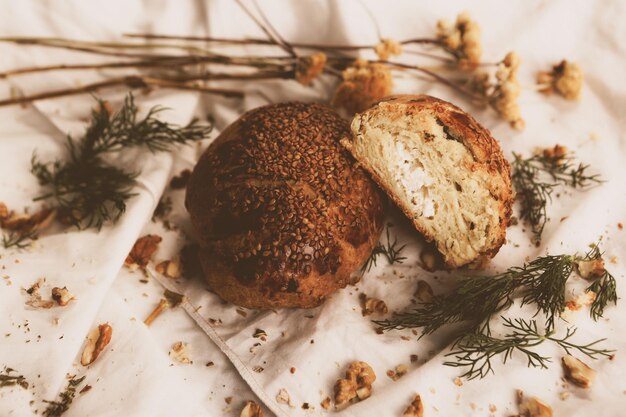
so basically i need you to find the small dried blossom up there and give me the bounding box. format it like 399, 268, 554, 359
537, 60, 583, 100
332, 59, 393, 115
295, 52, 327, 86
492, 52, 524, 130
436, 12, 481, 69
374, 38, 403, 61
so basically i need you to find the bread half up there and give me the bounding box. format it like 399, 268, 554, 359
341, 95, 512, 268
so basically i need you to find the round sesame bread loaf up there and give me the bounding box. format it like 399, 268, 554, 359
185, 102, 385, 309
341, 95, 512, 268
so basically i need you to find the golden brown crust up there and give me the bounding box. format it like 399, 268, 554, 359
186, 102, 384, 309
343, 94, 512, 268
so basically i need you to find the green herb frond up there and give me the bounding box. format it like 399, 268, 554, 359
361, 225, 407, 272
375, 247, 617, 380
511, 151, 603, 240
578, 244, 618, 320
2, 229, 38, 249
31, 93, 212, 230
444, 317, 612, 380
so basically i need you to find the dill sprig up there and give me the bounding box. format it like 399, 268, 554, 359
511, 150, 603, 240
580, 244, 618, 320
42, 375, 86, 417
376, 253, 577, 334
0, 367, 29, 389
2, 229, 38, 249
361, 225, 407, 272
444, 317, 613, 380
375, 247, 617, 379
31, 94, 212, 230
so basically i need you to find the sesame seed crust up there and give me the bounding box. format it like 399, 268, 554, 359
185, 102, 384, 309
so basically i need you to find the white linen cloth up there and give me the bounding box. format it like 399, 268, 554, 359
1, 1, 625, 416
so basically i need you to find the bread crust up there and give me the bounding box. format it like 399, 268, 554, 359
186, 102, 384, 309
342, 94, 512, 268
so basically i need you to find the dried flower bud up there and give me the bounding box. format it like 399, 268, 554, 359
537, 60, 583, 100
332, 59, 392, 115
295, 52, 327, 86
562, 355, 596, 388
51, 286, 75, 306
492, 51, 524, 130
541, 144, 568, 162
401, 394, 424, 417
81, 323, 112, 366
240, 401, 264, 417
374, 38, 403, 61
436, 12, 481, 69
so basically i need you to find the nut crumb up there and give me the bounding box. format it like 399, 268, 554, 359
386, 364, 408, 381
81, 323, 113, 366
577, 257, 605, 280
51, 287, 75, 306
169, 341, 192, 364
155, 257, 181, 279
24, 279, 54, 309
415, 280, 434, 303
334, 361, 376, 409
559, 391, 570, 401
401, 394, 424, 417
453, 377, 463, 387
562, 355, 596, 388
320, 396, 331, 410
276, 388, 294, 407
360, 293, 388, 316
125, 235, 162, 270
517, 391, 553, 417
240, 400, 263, 417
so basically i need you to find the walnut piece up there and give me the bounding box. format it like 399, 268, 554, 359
577, 258, 605, 280
1, 207, 56, 232
240, 400, 264, 417
155, 257, 182, 279
420, 248, 438, 271
517, 391, 553, 417
401, 394, 424, 417
415, 280, 434, 303
169, 341, 192, 364
360, 294, 388, 316
124, 235, 162, 269
320, 396, 331, 410
334, 361, 376, 410
51, 286, 75, 306
562, 355, 596, 388
24, 279, 54, 309
81, 323, 113, 366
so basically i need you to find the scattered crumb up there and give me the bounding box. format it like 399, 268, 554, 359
453, 377, 463, 387
169, 341, 192, 364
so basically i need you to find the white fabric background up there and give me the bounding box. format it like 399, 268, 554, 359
1, 1, 625, 416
